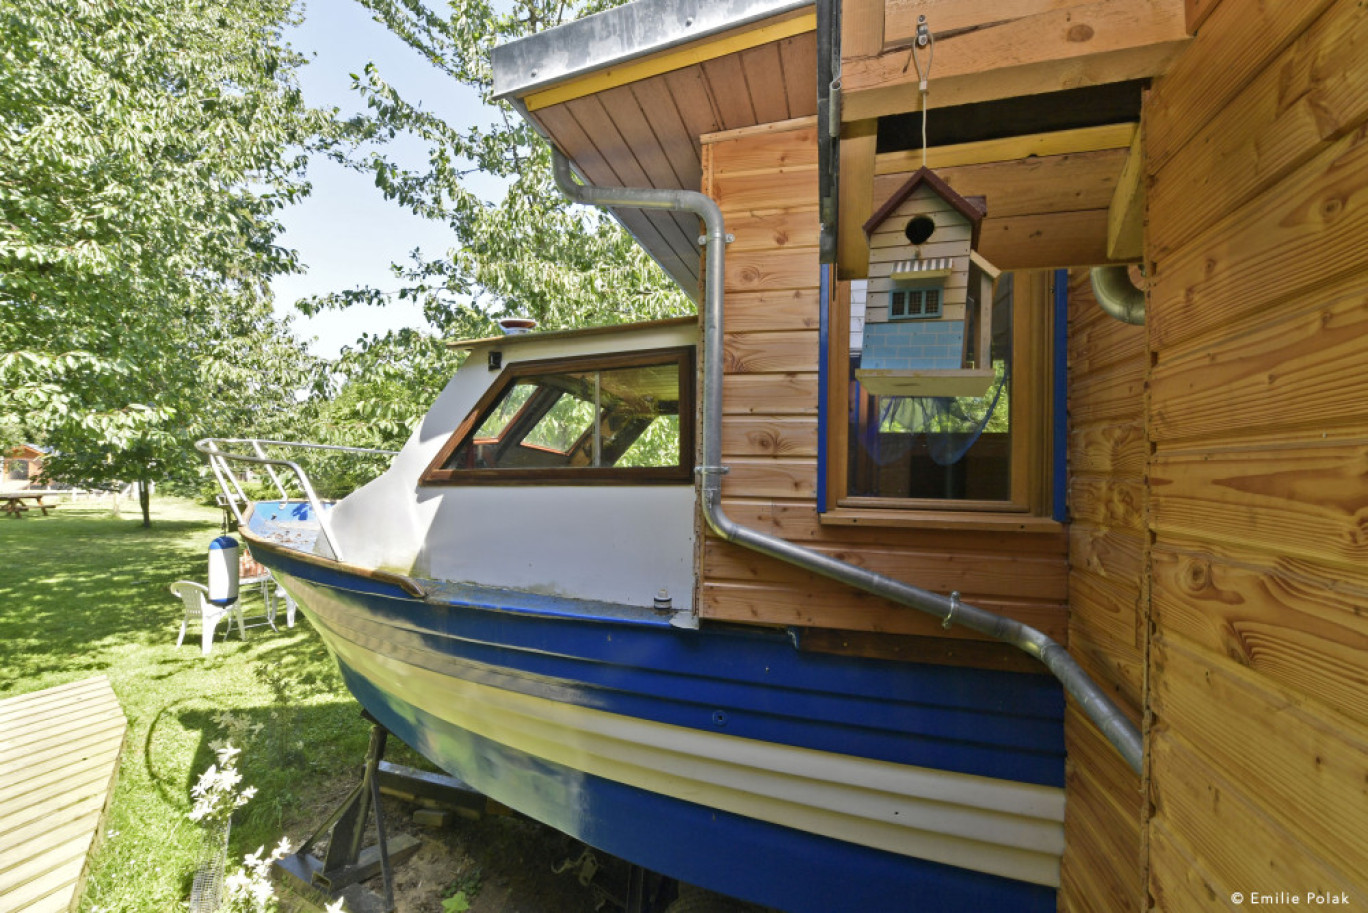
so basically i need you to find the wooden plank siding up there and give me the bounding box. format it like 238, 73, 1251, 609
1059, 270, 1146, 913
700, 119, 1069, 653
1142, 0, 1368, 908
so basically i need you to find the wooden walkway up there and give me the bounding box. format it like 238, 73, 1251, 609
0, 677, 126, 913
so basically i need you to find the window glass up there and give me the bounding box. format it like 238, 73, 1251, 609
848, 274, 1014, 501
8, 459, 28, 481
473, 382, 535, 440
431, 351, 691, 482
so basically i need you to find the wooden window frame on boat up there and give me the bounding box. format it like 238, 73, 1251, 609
421, 346, 697, 487
822, 270, 1060, 532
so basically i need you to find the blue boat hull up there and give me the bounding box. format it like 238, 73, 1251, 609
247, 520, 1065, 913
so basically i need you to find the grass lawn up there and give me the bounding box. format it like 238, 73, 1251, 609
0, 496, 375, 912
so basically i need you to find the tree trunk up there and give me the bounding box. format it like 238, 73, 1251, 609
139, 479, 152, 528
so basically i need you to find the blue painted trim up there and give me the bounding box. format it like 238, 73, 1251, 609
1052, 269, 1069, 523
209, 535, 238, 551
345, 668, 1058, 913
817, 263, 831, 513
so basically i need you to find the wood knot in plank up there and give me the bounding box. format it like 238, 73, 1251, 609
1181, 556, 1211, 592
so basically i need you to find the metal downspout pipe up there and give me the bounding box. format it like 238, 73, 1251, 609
552, 150, 1144, 775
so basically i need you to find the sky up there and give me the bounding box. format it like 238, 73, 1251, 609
271, 2, 500, 357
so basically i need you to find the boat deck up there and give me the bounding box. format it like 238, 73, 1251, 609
0, 677, 127, 913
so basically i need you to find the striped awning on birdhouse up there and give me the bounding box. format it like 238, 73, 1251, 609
889, 257, 955, 281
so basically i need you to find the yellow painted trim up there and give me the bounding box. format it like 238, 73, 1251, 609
323, 629, 1066, 887
523, 9, 818, 112
874, 122, 1138, 175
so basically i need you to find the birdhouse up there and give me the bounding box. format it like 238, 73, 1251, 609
857, 167, 1000, 398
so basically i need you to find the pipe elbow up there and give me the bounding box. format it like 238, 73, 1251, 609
1090, 265, 1146, 325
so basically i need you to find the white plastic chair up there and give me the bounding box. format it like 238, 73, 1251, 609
275, 585, 297, 628
171, 580, 246, 655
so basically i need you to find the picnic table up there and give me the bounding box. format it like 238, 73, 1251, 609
0, 491, 58, 518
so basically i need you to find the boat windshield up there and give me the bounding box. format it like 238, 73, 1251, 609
422, 347, 695, 485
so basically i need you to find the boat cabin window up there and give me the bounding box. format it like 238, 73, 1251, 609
422, 347, 695, 485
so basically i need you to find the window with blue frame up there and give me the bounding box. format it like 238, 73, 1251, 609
828, 271, 1058, 517
889, 286, 942, 320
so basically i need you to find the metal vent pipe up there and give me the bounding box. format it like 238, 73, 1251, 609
552, 150, 1143, 775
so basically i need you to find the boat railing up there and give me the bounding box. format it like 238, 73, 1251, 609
195, 438, 398, 564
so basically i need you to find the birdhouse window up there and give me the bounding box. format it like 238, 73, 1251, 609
890, 287, 942, 320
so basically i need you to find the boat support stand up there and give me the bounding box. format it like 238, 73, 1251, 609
275, 716, 422, 912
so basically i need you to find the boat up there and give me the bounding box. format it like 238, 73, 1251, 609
204, 0, 1368, 908
201, 313, 1085, 911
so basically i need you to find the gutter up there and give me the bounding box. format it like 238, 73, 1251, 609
552, 150, 1144, 776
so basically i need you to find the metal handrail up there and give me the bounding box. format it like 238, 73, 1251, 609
195, 438, 397, 564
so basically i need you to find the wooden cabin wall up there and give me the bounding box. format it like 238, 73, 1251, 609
1059, 271, 1146, 913
1144, 0, 1368, 906
699, 117, 1069, 657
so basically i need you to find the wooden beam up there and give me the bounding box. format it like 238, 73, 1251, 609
980, 210, 1118, 270
837, 120, 878, 279
874, 148, 1130, 220
842, 0, 1188, 123
887, 0, 1091, 49
875, 123, 1136, 174
522, 9, 817, 112
841, 0, 885, 59
1107, 125, 1145, 260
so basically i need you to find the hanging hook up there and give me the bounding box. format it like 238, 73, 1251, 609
905, 16, 934, 88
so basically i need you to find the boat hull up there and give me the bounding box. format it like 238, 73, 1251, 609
250, 536, 1065, 913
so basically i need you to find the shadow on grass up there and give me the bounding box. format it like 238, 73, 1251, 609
0, 508, 228, 692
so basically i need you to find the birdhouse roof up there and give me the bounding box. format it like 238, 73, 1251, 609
863, 166, 988, 244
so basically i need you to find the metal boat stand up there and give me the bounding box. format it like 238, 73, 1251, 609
274, 717, 422, 912
553, 847, 675, 913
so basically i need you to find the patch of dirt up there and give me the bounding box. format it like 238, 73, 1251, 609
282, 792, 631, 913
384, 802, 615, 913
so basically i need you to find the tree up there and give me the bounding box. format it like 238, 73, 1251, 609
0, 0, 330, 523
298, 0, 693, 446
38, 297, 321, 524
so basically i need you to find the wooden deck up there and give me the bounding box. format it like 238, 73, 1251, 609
0, 677, 126, 913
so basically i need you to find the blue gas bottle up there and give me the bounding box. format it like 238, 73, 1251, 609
207, 536, 240, 607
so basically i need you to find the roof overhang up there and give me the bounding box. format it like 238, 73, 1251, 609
492, 0, 819, 301
491, 0, 810, 104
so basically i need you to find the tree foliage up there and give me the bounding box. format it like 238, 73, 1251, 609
306, 0, 694, 449
0, 0, 328, 522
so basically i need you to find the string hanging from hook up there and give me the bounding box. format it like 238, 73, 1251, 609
903, 16, 935, 168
